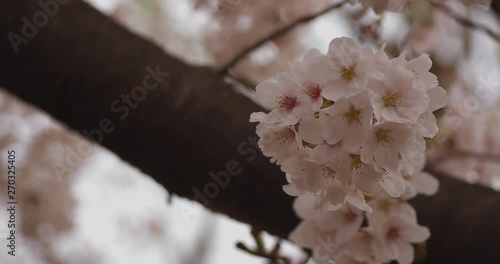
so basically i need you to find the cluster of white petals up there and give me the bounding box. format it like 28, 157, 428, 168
349, 0, 491, 13
250, 37, 448, 263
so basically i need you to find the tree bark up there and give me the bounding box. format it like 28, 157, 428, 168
0, 1, 499, 263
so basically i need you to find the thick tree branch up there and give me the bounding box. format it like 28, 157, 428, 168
493, 1, 500, 16
0, 0, 299, 239
0, 1, 500, 263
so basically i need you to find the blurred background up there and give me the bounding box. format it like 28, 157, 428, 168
1, 0, 500, 263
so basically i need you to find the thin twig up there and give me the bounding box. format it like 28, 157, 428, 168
219, 0, 348, 74
236, 230, 292, 264
434, 4, 500, 44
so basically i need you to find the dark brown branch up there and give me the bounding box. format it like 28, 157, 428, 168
1, 1, 500, 263
219, 0, 347, 74
492, 1, 500, 16
0, 0, 299, 239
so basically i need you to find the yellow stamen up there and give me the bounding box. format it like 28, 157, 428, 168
382, 91, 402, 107
321, 167, 336, 179
276, 95, 297, 110
303, 82, 321, 99
340, 65, 357, 81
275, 129, 294, 144
344, 106, 361, 125
351, 154, 363, 170
375, 129, 393, 143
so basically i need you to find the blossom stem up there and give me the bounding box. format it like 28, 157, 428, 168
236, 232, 291, 264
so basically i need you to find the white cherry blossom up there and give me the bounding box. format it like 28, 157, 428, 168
250, 36, 447, 264
374, 214, 430, 264
369, 65, 430, 123
255, 123, 302, 164
315, 37, 376, 101
323, 91, 373, 151
392, 51, 439, 90
255, 71, 314, 126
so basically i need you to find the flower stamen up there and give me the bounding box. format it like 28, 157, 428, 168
340, 65, 357, 81
344, 106, 361, 125
382, 91, 402, 106
276, 95, 297, 110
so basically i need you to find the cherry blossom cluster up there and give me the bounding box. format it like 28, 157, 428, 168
250, 37, 448, 263
349, 0, 491, 13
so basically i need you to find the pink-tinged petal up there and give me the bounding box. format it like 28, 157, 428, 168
275, 71, 299, 91
303, 48, 323, 61
406, 54, 439, 90
249, 112, 267, 123
332, 253, 364, 264
348, 230, 374, 262
402, 184, 418, 200
368, 76, 387, 96
353, 163, 381, 194
293, 194, 320, 219
360, 132, 377, 164
394, 241, 414, 264
289, 221, 326, 248
413, 172, 439, 195
371, 235, 392, 263
386, 64, 415, 89
342, 125, 366, 151
283, 184, 303, 196
328, 37, 359, 65
250, 110, 293, 127
255, 80, 283, 108
379, 171, 406, 197
397, 88, 430, 121
307, 55, 339, 84
417, 112, 438, 138
381, 107, 407, 122
335, 216, 363, 243
402, 224, 430, 243
375, 146, 400, 174
310, 143, 346, 165
274, 109, 300, 126
293, 94, 314, 118
323, 183, 347, 210
346, 189, 372, 212
282, 160, 332, 192
407, 53, 432, 72
416, 71, 439, 90
299, 118, 324, 144
393, 203, 418, 223
322, 78, 359, 101
427, 86, 448, 112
